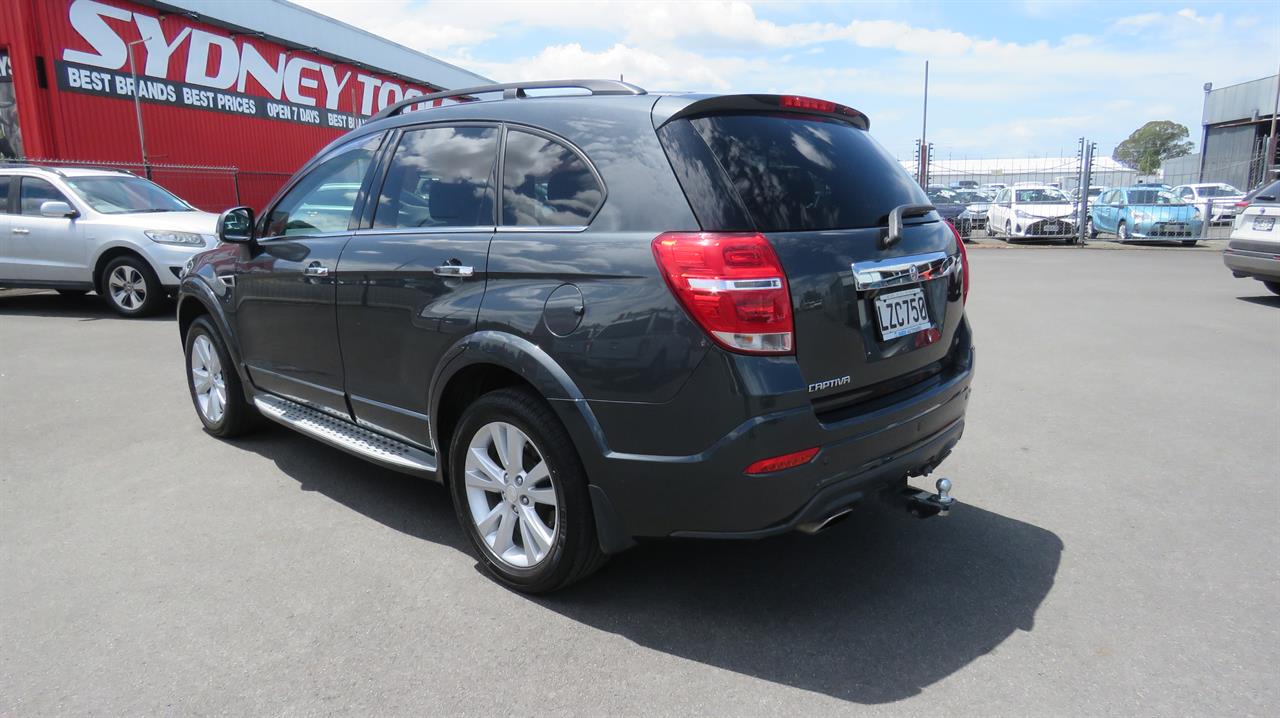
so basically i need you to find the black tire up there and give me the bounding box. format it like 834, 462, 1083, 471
1086, 217, 1098, 239
100, 255, 166, 317
1181, 240, 1197, 247
183, 316, 258, 438
1116, 221, 1129, 242
56, 289, 88, 297
1265, 281, 1280, 296
448, 387, 606, 593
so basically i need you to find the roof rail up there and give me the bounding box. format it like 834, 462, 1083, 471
369, 79, 647, 122
0, 161, 68, 178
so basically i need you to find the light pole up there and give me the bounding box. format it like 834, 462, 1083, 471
126, 38, 151, 177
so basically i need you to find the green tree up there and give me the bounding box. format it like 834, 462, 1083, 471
1112, 121, 1194, 174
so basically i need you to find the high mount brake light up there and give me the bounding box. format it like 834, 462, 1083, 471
779, 95, 865, 121
781, 95, 837, 113
946, 221, 970, 304
652, 232, 795, 355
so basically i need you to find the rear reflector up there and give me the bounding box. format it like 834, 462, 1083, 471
746, 447, 820, 475
652, 232, 794, 354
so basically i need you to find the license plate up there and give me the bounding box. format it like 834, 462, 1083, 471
1253, 216, 1275, 231
874, 287, 930, 340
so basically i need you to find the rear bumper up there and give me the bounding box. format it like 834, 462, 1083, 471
1224, 241, 1280, 281
558, 340, 974, 541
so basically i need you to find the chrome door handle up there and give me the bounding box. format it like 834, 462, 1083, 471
434, 265, 474, 277
304, 264, 330, 277
11, 228, 30, 235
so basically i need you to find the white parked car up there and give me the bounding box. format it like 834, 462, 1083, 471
986, 185, 1079, 242
0, 166, 218, 316
1171, 183, 1245, 224
1223, 179, 1280, 295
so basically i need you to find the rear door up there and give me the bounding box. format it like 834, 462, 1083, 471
336, 123, 499, 447
658, 108, 963, 396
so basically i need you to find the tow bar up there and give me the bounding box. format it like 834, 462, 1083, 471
903, 478, 955, 518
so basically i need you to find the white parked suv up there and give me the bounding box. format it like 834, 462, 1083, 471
1171, 183, 1245, 225
0, 166, 218, 316
1222, 179, 1280, 295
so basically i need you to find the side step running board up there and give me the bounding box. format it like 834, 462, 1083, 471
253, 394, 437, 477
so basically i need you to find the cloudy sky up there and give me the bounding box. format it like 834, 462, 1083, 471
295, 0, 1278, 160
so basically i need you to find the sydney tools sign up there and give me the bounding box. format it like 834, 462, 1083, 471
55, 0, 438, 128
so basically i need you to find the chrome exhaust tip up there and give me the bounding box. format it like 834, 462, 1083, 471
796, 506, 854, 535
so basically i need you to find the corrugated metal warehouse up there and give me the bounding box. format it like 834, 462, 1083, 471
0, 0, 490, 210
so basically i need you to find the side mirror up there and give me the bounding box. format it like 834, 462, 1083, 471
218, 206, 256, 244
40, 200, 78, 218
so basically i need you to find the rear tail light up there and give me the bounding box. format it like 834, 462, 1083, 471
745, 447, 819, 475
1235, 201, 1250, 209
947, 221, 970, 304
652, 232, 794, 354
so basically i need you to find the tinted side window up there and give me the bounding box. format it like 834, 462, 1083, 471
684, 114, 928, 231
267, 134, 381, 237
502, 130, 602, 227
374, 126, 497, 229
0, 176, 13, 214
20, 177, 70, 215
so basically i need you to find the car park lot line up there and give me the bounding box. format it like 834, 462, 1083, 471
1, 249, 1277, 716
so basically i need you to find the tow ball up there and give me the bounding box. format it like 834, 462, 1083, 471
903, 477, 956, 518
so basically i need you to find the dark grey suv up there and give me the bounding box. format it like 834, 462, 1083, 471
176, 80, 974, 593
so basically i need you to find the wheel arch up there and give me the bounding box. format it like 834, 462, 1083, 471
175, 284, 250, 391
92, 246, 152, 294
429, 331, 635, 554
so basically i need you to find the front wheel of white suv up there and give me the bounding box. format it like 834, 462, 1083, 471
448, 387, 606, 593
101, 255, 165, 317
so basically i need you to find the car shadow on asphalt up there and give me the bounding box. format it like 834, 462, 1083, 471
0, 291, 175, 321
230, 422, 468, 550
539, 503, 1062, 704
230, 424, 1062, 705
1237, 294, 1280, 307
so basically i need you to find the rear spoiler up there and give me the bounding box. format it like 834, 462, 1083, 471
653, 94, 870, 131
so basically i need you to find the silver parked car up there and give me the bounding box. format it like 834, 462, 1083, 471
1223, 179, 1280, 296
0, 166, 218, 316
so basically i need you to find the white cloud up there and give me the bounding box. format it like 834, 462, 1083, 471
293, 0, 1279, 156
446, 43, 744, 91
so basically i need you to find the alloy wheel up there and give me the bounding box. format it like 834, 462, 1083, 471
1118, 222, 1128, 241
464, 421, 558, 569
108, 265, 147, 311
189, 334, 227, 423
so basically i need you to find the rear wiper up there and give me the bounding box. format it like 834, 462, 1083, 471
884, 204, 934, 249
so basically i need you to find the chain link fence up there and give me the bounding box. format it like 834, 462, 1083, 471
901, 140, 1274, 243
0, 157, 291, 213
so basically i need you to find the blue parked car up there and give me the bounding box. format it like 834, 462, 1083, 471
1087, 187, 1202, 245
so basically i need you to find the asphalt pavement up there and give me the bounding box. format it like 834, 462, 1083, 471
2, 247, 1277, 716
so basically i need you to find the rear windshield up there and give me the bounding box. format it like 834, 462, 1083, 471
1126, 190, 1183, 205
665, 113, 928, 232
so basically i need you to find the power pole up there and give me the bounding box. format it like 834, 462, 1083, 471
918, 61, 929, 189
